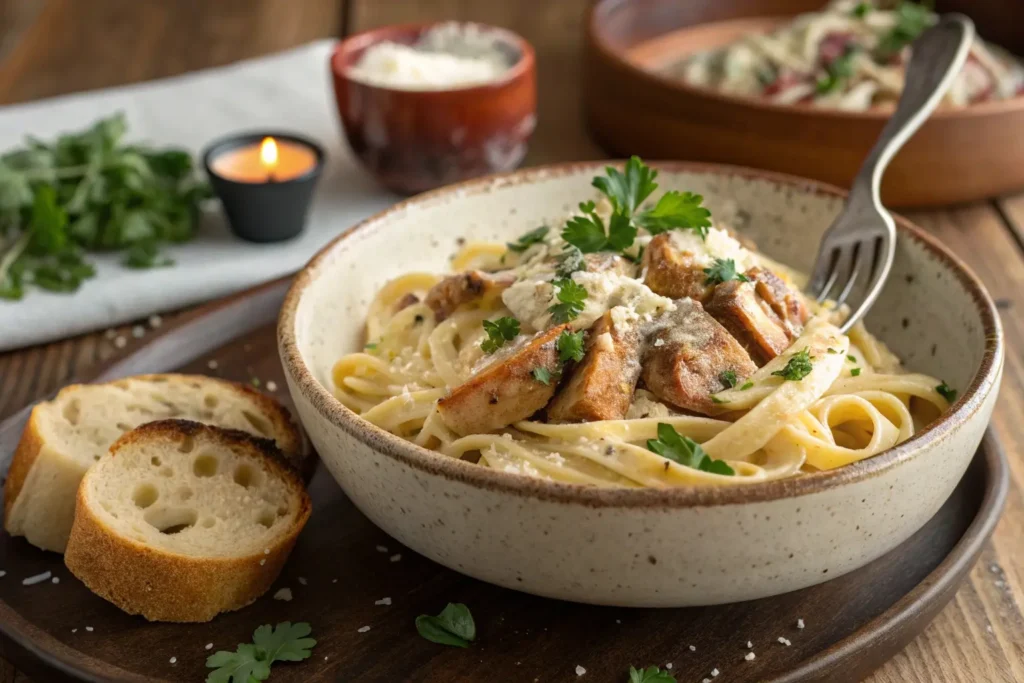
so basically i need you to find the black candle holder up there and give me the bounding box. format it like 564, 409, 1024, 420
203, 132, 326, 243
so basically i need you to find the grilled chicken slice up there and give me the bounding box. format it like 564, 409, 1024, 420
437, 325, 568, 436
547, 310, 642, 422
424, 270, 517, 321
394, 293, 420, 312
706, 280, 790, 364
641, 233, 714, 302
642, 299, 757, 414
745, 266, 809, 338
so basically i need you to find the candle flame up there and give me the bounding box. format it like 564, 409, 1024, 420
260, 137, 278, 169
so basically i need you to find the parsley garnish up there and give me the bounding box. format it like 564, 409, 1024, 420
847, 354, 857, 362
549, 278, 588, 323
851, 368, 862, 376
646, 423, 734, 475
507, 225, 548, 253
206, 622, 316, 683
739, 381, 754, 390
481, 317, 520, 354
532, 367, 552, 385
852, 1, 871, 17
415, 603, 476, 648
555, 245, 586, 278
719, 370, 738, 388
817, 46, 858, 94
703, 258, 750, 285
635, 191, 712, 239
827, 348, 840, 354
556, 329, 586, 363
561, 157, 713, 254
364, 342, 377, 350
562, 200, 636, 254
629, 665, 677, 683
936, 381, 957, 402
710, 395, 730, 405
875, 1, 932, 60
772, 348, 814, 381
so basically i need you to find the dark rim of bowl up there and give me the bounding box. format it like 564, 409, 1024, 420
278, 160, 1003, 509
330, 21, 536, 94
587, 0, 1024, 122
202, 131, 326, 187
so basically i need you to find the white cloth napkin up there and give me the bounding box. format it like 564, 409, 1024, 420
0, 40, 398, 352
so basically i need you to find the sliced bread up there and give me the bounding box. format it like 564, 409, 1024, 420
64, 419, 311, 623
4, 373, 309, 553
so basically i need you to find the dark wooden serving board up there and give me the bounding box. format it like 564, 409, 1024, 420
0, 279, 1009, 683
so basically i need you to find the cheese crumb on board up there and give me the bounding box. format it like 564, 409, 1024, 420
797, 618, 805, 629
390, 554, 402, 563
375, 597, 392, 606
22, 571, 52, 586
357, 625, 371, 633
273, 587, 293, 602
575, 665, 587, 676
745, 652, 756, 661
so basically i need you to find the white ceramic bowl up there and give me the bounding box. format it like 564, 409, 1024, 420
279, 162, 1002, 607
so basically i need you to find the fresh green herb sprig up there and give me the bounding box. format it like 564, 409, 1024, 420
629, 665, 677, 683
481, 316, 520, 354
561, 157, 712, 255
936, 381, 957, 402
548, 278, 588, 323
556, 329, 586, 363
875, 1, 933, 60
507, 225, 548, 253
852, 1, 872, 18
416, 603, 476, 648
817, 46, 858, 94
772, 348, 814, 381
646, 423, 734, 475
704, 258, 750, 286
206, 622, 316, 683
719, 370, 738, 388
0, 113, 210, 300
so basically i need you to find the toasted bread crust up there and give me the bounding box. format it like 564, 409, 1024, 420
3, 403, 48, 523
63, 420, 311, 623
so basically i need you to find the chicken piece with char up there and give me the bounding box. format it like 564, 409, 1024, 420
424, 270, 517, 322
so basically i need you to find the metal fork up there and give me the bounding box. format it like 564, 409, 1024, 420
808, 14, 975, 333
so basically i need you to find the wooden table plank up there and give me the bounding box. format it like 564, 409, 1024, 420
2, 0, 1024, 680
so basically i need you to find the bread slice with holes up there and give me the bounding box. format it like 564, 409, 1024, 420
64, 419, 311, 622
4, 374, 309, 554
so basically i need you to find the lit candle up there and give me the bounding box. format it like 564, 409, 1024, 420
203, 132, 325, 242
209, 135, 318, 183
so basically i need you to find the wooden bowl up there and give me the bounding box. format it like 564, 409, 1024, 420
330, 22, 537, 195
584, 0, 1024, 208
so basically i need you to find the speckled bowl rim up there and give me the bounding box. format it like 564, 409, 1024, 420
330, 20, 536, 95
587, 0, 1024, 122
278, 160, 1003, 508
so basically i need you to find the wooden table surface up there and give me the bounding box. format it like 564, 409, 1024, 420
1, 1, 1022, 681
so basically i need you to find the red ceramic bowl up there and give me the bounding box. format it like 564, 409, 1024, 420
330, 22, 537, 195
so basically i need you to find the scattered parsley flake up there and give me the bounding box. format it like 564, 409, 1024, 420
415, 603, 476, 648
646, 423, 734, 476
719, 370, 738, 388
506, 225, 549, 253
549, 278, 588, 323
710, 396, 730, 405
936, 381, 957, 402
772, 348, 814, 381
817, 45, 858, 94
740, 381, 754, 390
205, 622, 315, 683
875, 1, 932, 60
827, 348, 840, 354
847, 354, 857, 362
556, 329, 586, 363
532, 367, 553, 385
481, 317, 520, 354
850, 368, 862, 377
364, 342, 377, 350
629, 665, 677, 683
852, 1, 871, 17
703, 258, 750, 285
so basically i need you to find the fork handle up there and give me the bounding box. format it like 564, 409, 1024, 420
850, 14, 975, 204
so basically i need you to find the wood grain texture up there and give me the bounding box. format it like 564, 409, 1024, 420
2, 0, 1024, 680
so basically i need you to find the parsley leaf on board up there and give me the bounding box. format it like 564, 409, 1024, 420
646, 423, 734, 475
592, 156, 658, 216
205, 622, 316, 683
556, 329, 586, 363
703, 258, 751, 285
936, 381, 957, 402
0, 113, 209, 300
548, 278, 588, 323
415, 603, 476, 648
506, 225, 549, 253
719, 370, 738, 388
629, 665, 677, 683
771, 348, 814, 381
532, 367, 552, 385
481, 317, 521, 354
634, 191, 713, 239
